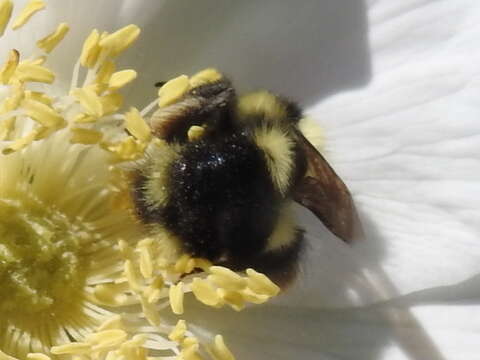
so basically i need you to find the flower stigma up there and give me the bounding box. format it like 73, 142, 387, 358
0, 1, 280, 359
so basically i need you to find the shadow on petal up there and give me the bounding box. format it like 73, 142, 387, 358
122, 0, 371, 109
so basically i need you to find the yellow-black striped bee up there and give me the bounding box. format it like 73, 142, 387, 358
132, 69, 356, 286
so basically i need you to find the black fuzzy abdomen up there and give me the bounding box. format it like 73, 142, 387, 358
162, 133, 280, 261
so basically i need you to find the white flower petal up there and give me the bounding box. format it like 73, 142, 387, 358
186, 283, 480, 360
290, 0, 480, 306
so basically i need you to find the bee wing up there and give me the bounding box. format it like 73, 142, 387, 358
293, 130, 357, 243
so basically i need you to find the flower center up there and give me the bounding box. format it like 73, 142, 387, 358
0, 197, 87, 315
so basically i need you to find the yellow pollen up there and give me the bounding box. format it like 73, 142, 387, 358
100, 92, 123, 115
0, 49, 18, 84
189, 68, 222, 88
211, 335, 235, 360
71, 87, 103, 117
0, 349, 17, 360
26, 353, 51, 360
0, 0, 13, 36
108, 69, 137, 90
1, 128, 37, 154
158, 74, 190, 107
99, 24, 140, 57
139, 245, 154, 278
0, 13, 282, 356
80, 29, 101, 68
246, 268, 280, 297
34, 123, 65, 140
174, 253, 196, 274
86, 329, 128, 351
181, 343, 202, 360
12, 0, 45, 30
169, 320, 187, 342
37, 22, 70, 53
92, 283, 129, 307
124, 107, 151, 143
15, 62, 55, 83
193, 258, 213, 272
70, 127, 103, 144
183, 337, 199, 349
208, 266, 247, 291
169, 281, 185, 315
124, 259, 142, 293
22, 98, 63, 127
239, 287, 269, 304
217, 288, 246, 311
0, 116, 14, 140
187, 125, 205, 142
50, 342, 91, 355
0, 81, 24, 113
96, 60, 116, 84
191, 278, 222, 307
25, 90, 53, 105
102, 136, 146, 161
73, 113, 96, 123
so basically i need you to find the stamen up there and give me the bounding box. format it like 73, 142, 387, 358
0, 349, 18, 360
95, 60, 115, 84
158, 74, 190, 107
189, 68, 222, 88
139, 97, 158, 117
174, 254, 196, 274
26, 353, 51, 360
15, 62, 55, 83
169, 320, 187, 342
73, 113, 96, 124
0, 116, 14, 140
25, 90, 53, 105
210, 335, 235, 360
69, 127, 103, 144
0, 49, 19, 84
101, 136, 146, 161
12, 0, 45, 30
0, 81, 24, 112
208, 266, 247, 291
191, 278, 222, 307
108, 69, 137, 90
70, 59, 81, 91
139, 244, 154, 278
50, 342, 91, 355
246, 268, 280, 296
71, 87, 103, 117
100, 92, 123, 115
0, 0, 13, 36
86, 329, 128, 351
217, 288, 246, 311
239, 288, 269, 304
169, 282, 185, 315
99, 24, 140, 57
37, 23, 69, 53
0, 10, 282, 357
80, 29, 101, 68
139, 295, 161, 326
21, 98, 63, 127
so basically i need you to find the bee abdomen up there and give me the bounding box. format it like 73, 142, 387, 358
161, 132, 281, 262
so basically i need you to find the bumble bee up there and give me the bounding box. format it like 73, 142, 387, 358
132, 70, 356, 286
